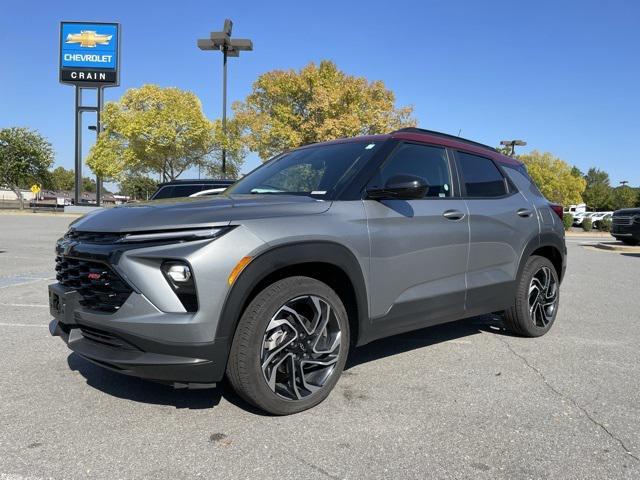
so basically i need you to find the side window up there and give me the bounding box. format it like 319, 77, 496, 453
380, 143, 451, 198
457, 152, 507, 197
151, 186, 174, 199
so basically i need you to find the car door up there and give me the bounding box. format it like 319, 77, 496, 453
454, 150, 539, 316
364, 142, 470, 338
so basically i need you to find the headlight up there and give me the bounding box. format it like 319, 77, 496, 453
161, 260, 198, 312
120, 227, 229, 243
634, 216, 640, 224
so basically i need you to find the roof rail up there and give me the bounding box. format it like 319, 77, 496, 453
392, 127, 497, 152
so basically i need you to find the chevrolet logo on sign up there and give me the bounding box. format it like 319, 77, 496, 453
60, 22, 120, 86
66, 30, 113, 48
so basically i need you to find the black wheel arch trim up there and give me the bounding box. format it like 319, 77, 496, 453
516, 233, 567, 286
216, 241, 370, 349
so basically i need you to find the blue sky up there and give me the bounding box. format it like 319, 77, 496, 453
1, 0, 639, 188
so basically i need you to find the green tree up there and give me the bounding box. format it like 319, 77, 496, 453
119, 175, 158, 201
0, 127, 54, 208
582, 168, 612, 210
82, 177, 97, 193
233, 60, 416, 160
570, 166, 584, 178
87, 85, 216, 181
48, 166, 103, 193
49, 166, 75, 191
610, 185, 638, 210
519, 151, 586, 205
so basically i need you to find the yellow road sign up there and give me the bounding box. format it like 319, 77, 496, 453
30, 184, 41, 194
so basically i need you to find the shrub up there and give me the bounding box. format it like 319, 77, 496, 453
582, 218, 593, 231
599, 218, 612, 232
562, 213, 574, 231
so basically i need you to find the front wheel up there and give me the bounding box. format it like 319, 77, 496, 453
503, 255, 559, 337
226, 276, 350, 415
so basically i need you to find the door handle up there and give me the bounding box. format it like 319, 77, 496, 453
517, 208, 533, 217
443, 209, 465, 220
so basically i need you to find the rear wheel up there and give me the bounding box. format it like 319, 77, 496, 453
503, 255, 559, 337
226, 276, 349, 415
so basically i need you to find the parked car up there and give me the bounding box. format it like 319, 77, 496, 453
611, 208, 640, 245
590, 211, 613, 229
49, 128, 566, 415
150, 179, 234, 200
573, 211, 594, 226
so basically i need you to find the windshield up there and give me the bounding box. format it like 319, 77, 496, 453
226, 141, 381, 199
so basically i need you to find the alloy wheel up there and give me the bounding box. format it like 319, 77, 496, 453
261, 295, 342, 400
528, 266, 558, 328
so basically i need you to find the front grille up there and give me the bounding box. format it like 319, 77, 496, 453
64, 229, 124, 244
55, 256, 132, 312
78, 325, 139, 350
613, 216, 634, 226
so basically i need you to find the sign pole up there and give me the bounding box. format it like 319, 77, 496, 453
74, 86, 83, 205
222, 45, 227, 176
96, 87, 104, 206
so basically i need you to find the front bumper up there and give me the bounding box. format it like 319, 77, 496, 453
49, 283, 229, 387
611, 223, 640, 241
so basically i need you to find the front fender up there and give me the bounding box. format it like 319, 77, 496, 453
215, 241, 370, 349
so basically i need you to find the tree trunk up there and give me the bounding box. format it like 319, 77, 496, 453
9, 184, 24, 210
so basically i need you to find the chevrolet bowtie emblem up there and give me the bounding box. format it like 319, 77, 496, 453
66, 30, 112, 48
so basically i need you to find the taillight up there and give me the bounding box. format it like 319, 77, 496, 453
550, 203, 564, 220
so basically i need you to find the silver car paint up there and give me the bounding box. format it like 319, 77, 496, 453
72, 195, 331, 233
364, 198, 469, 319
463, 193, 538, 310
64, 165, 558, 349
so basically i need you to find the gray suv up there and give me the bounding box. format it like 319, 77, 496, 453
49, 128, 566, 415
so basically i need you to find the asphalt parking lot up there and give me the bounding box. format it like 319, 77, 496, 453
1, 213, 639, 479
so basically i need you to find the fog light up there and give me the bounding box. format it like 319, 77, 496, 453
161, 261, 198, 312
166, 264, 192, 282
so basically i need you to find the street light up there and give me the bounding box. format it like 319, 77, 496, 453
198, 19, 253, 176
500, 139, 527, 156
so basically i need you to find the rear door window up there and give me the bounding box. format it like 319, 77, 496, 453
457, 152, 507, 197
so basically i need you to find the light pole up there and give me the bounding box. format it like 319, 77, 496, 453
198, 19, 253, 177
500, 139, 527, 156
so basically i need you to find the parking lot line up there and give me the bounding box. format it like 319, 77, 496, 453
0, 303, 49, 308
0, 273, 53, 289
0, 322, 48, 328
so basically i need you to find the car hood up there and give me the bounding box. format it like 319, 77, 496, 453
615, 208, 640, 216
72, 195, 332, 233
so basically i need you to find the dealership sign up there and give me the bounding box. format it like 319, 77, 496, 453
59, 22, 120, 86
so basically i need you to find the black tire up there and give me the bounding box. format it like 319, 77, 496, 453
226, 276, 350, 415
620, 238, 639, 246
503, 255, 559, 337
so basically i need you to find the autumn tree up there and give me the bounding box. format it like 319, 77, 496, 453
200, 118, 247, 179
233, 60, 416, 160
518, 151, 586, 205
582, 168, 612, 210
0, 127, 54, 208
87, 85, 218, 181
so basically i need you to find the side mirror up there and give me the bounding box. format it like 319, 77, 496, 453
366, 174, 428, 200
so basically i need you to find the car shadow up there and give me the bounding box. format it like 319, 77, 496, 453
346, 313, 509, 369
621, 253, 640, 258
67, 314, 510, 412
